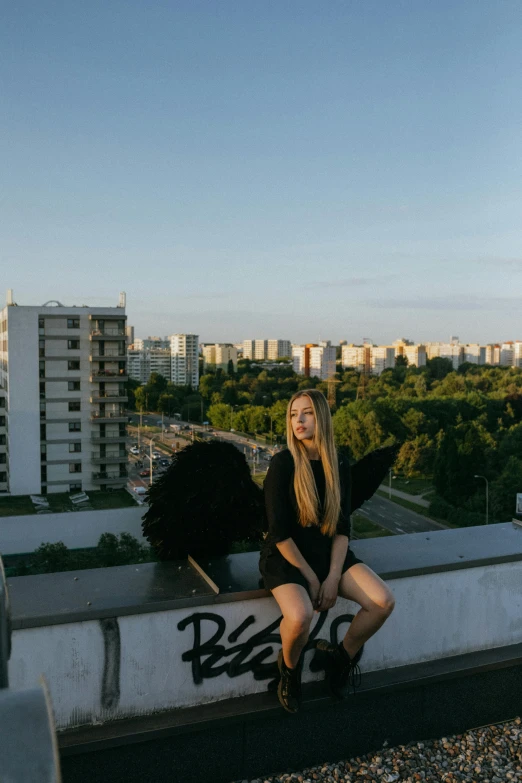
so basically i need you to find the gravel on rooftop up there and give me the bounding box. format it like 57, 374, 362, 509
235, 716, 522, 783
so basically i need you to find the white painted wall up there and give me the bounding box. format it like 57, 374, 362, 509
7, 308, 41, 495
8, 560, 522, 730
0, 507, 146, 555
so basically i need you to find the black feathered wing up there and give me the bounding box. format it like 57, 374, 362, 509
349, 444, 401, 513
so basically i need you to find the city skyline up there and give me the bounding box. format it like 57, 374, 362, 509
3, 3, 522, 341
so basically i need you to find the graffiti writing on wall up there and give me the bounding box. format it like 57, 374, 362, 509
178, 611, 354, 685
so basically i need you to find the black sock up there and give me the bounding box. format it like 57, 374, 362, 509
338, 641, 351, 661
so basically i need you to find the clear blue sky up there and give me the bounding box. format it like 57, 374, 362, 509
3, 1, 522, 344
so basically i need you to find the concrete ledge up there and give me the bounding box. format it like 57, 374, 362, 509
7, 523, 522, 629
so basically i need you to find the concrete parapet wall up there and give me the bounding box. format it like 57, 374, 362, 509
7, 551, 522, 730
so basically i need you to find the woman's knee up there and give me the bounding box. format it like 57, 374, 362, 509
284, 608, 313, 635
374, 591, 395, 618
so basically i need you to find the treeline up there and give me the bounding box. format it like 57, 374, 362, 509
7, 533, 156, 576
127, 359, 522, 524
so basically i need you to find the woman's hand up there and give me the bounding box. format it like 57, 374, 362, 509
317, 573, 340, 612
307, 574, 321, 610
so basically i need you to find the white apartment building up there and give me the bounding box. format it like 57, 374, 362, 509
169, 334, 199, 388
133, 336, 170, 350
0, 291, 128, 496
267, 340, 291, 360
242, 340, 255, 360
370, 345, 396, 375
202, 344, 238, 372
500, 342, 515, 367
127, 348, 171, 384
402, 344, 427, 368
293, 341, 336, 380
341, 344, 370, 373
485, 344, 501, 365
513, 342, 522, 368
463, 344, 484, 364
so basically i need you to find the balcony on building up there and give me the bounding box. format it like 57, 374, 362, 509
89, 368, 129, 382
90, 409, 128, 423
90, 451, 128, 464
90, 432, 130, 444
90, 349, 128, 360
90, 470, 128, 484
89, 391, 128, 403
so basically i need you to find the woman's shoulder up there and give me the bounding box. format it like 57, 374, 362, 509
268, 448, 294, 473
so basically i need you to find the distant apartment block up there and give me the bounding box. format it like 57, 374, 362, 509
169, 334, 199, 388
267, 339, 291, 360
125, 325, 134, 345
128, 348, 171, 384
133, 336, 170, 350
0, 290, 128, 496
463, 344, 485, 364
293, 341, 336, 380
341, 344, 370, 373
371, 345, 396, 374
402, 344, 427, 368
202, 343, 238, 372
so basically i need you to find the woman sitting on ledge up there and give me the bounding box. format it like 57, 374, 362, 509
259, 389, 395, 713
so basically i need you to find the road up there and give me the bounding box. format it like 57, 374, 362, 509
357, 494, 446, 534
126, 415, 275, 492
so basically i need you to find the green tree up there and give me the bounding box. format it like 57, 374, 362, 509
32, 542, 71, 573
207, 402, 233, 430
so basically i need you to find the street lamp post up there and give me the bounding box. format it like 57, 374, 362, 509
149, 434, 161, 486
474, 474, 489, 525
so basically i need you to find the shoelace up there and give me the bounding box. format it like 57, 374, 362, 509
348, 661, 362, 693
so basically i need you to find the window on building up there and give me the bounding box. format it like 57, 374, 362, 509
69, 422, 81, 432
39, 339, 45, 358
68, 381, 81, 391
67, 318, 80, 329
0, 399, 5, 408
40, 402, 46, 419
0, 454, 6, 464
69, 463, 82, 473
40, 465, 47, 480
68, 401, 81, 412
68, 360, 80, 371
0, 434, 6, 445
40, 423, 46, 440
38, 318, 45, 336
0, 416, 5, 426
69, 482, 82, 492
69, 442, 81, 453
39, 381, 45, 398
0, 472, 6, 483
68, 340, 80, 350
39, 360, 45, 378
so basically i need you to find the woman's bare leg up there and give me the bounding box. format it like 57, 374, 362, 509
337, 563, 395, 658
271, 583, 314, 668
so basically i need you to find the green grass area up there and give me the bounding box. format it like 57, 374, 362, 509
384, 476, 433, 495
351, 513, 393, 539
252, 471, 267, 487
0, 489, 138, 517
0, 495, 35, 517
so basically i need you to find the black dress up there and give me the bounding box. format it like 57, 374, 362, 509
259, 449, 363, 594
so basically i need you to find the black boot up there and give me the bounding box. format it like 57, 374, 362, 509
277, 650, 302, 713
313, 640, 364, 699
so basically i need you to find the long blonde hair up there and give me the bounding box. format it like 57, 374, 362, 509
286, 389, 341, 536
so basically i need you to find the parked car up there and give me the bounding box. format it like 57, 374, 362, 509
159, 459, 170, 467
139, 469, 150, 477
133, 486, 147, 496
152, 451, 161, 459
130, 446, 140, 455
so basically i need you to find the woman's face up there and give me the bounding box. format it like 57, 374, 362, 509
290, 395, 316, 442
